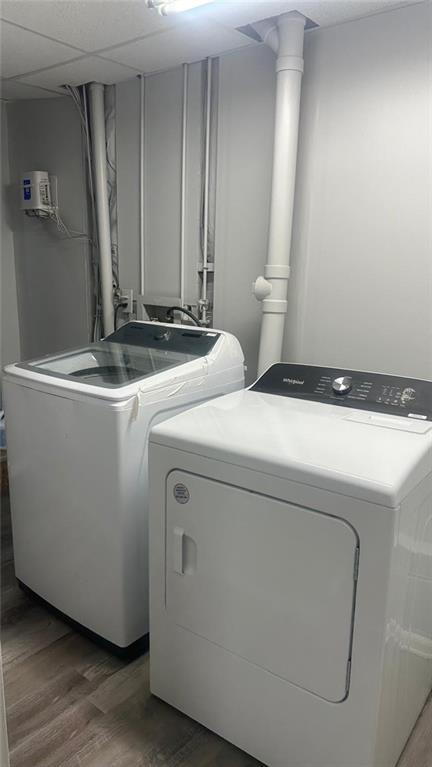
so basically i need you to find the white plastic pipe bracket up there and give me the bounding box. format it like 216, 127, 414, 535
276, 56, 304, 74
262, 298, 288, 314
264, 264, 291, 280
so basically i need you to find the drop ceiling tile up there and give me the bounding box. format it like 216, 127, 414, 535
296, 0, 421, 28
205, 0, 421, 29
100, 19, 254, 73
205, 1, 299, 28
0, 0, 179, 52
1, 0, 421, 94
0, 20, 81, 78
0, 79, 61, 100
18, 56, 140, 90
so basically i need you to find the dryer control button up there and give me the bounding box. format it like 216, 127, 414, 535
332, 376, 353, 395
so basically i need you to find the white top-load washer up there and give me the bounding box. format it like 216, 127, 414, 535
149, 363, 432, 767
3, 321, 244, 655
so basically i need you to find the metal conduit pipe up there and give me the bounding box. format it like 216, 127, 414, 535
253, 12, 306, 375
180, 63, 188, 309
139, 74, 146, 298
88, 82, 115, 336
201, 57, 212, 326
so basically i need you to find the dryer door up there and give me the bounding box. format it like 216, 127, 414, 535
166, 471, 358, 703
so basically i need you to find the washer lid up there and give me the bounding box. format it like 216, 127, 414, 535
13, 322, 220, 388
4, 322, 222, 401
150, 387, 432, 508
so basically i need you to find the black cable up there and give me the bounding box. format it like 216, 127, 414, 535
166, 306, 201, 327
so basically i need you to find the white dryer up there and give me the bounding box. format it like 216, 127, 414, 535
3, 321, 244, 655
149, 363, 432, 767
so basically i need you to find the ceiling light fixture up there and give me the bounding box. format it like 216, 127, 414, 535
146, 0, 214, 15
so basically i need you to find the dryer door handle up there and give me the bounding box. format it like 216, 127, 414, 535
173, 527, 185, 574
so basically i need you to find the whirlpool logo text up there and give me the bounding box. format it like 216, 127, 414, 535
283, 378, 305, 386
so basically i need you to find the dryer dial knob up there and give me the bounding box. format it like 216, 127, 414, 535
332, 376, 353, 395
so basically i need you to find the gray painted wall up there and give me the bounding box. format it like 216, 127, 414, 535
116, 1, 431, 383
7, 96, 91, 361
213, 44, 275, 380
284, 0, 432, 379
116, 63, 204, 306
1, 101, 21, 401
214, 1, 432, 382
145, 66, 183, 301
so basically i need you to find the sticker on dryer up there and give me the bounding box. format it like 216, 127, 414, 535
173, 483, 190, 504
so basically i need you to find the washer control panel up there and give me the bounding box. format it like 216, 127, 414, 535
251, 364, 432, 421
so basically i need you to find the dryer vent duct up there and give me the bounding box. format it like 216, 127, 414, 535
252, 12, 306, 375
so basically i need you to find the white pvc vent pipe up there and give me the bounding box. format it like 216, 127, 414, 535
253, 12, 306, 375
89, 82, 115, 336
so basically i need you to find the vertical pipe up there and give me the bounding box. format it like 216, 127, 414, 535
201, 57, 212, 326
254, 12, 306, 375
88, 82, 114, 336
139, 74, 146, 298
180, 64, 188, 308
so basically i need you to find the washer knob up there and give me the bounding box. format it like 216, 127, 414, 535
332, 376, 353, 395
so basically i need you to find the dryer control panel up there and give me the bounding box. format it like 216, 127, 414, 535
251, 364, 432, 421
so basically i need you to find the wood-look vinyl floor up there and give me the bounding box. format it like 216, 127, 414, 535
1, 488, 431, 767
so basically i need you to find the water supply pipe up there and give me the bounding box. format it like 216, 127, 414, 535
253, 12, 306, 374
88, 82, 115, 336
